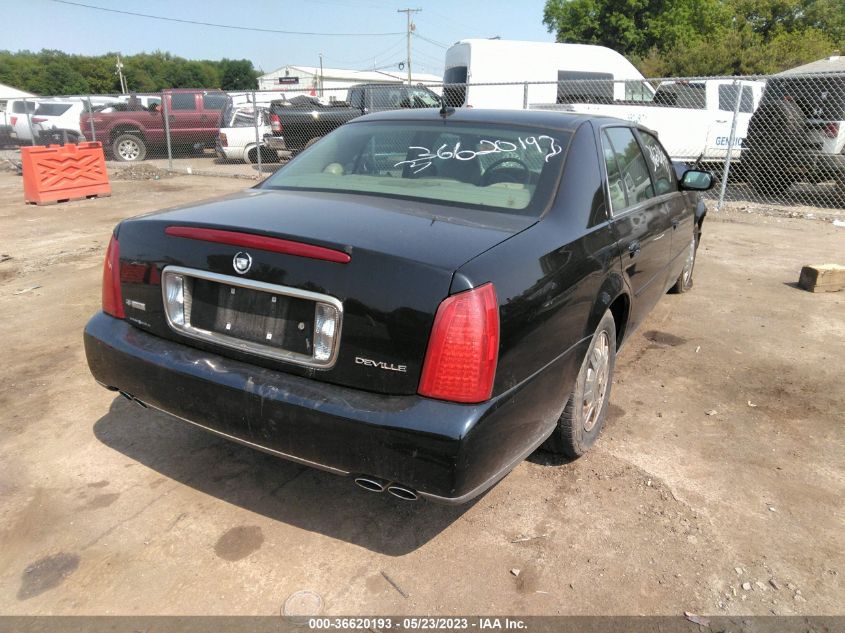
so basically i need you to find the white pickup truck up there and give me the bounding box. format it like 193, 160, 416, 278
532, 79, 766, 164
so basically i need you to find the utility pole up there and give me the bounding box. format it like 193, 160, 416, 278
115, 54, 127, 94
319, 53, 324, 97
397, 8, 421, 85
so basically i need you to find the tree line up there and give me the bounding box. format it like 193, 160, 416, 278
543, 0, 845, 76
0, 50, 259, 96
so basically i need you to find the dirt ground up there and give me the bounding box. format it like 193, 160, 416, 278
0, 171, 842, 617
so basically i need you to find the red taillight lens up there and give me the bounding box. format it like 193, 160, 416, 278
10, 116, 17, 126
31, 117, 46, 124
824, 122, 840, 138
101, 234, 125, 318
270, 113, 282, 133
418, 283, 499, 404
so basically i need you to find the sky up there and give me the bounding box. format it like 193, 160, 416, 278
4, 0, 553, 78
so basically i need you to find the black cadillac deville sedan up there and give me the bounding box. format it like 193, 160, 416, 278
84, 109, 714, 504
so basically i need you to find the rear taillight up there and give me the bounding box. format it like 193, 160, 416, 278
10, 117, 17, 126
270, 113, 282, 133
101, 234, 125, 318
824, 122, 840, 138
418, 283, 499, 404
219, 132, 228, 147
31, 117, 46, 124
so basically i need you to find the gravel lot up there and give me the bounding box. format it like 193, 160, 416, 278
0, 171, 843, 616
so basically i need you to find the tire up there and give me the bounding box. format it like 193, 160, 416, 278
670, 234, 697, 294
748, 168, 793, 196
112, 133, 147, 162
544, 310, 617, 457
247, 147, 279, 165
261, 147, 279, 163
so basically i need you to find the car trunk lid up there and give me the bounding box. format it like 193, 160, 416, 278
114, 189, 532, 395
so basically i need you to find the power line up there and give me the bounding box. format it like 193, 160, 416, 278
413, 32, 450, 49
47, 0, 404, 36
321, 36, 406, 67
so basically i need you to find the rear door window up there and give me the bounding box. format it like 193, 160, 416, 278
170, 93, 196, 110
718, 84, 754, 113
636, 131, 677, 195
368, 86, 405, 110
601, 127, 655, 211
202, 93, 228, 110
653, 82, 706, 109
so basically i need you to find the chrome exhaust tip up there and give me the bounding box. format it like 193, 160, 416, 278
354, 476, 389, 493
386, 485, 418, 501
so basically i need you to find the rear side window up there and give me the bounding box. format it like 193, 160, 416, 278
170, 93, 196, 110
637, 131, 677, 195
718, 84, 754, 113
13, 101, 36, 114
202, 93, 227, 110
34, 103, 73, 116
601, 127, 654, 211
443, 66, 468, 107
654, 82, 706, 109
557, 70, 614, 104
368, 86, 405, 109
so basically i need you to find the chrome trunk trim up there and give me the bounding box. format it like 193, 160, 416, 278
161, 266, 343, 369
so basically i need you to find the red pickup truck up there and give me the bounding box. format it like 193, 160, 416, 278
80, 89, 228, 162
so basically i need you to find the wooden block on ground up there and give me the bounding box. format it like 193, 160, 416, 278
798, 264, 845, 293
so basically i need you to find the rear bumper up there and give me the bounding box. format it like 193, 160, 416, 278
84, 313, 572, 503
214, 143, 235, 160
745, 148, 845, 176
263, 134, 287, 150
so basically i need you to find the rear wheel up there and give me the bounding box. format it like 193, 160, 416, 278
670, 235, 697, 294
246, 147, 279, 165
748, 167, 793, 196
544, 310, 616, 457
112, 133, 146, 162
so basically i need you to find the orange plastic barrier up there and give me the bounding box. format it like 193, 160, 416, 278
21, 142, 111, 205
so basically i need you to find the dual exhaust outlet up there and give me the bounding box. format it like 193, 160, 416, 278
354, 476, 418, 501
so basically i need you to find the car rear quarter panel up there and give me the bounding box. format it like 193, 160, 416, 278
451, 121, 622, 480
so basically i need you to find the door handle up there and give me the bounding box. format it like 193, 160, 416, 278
628, 241, 641, 257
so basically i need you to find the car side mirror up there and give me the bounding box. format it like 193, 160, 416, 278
679, 169, 714, 191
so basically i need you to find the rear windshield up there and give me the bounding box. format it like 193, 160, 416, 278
763, 77, 845, 120
262, 120, 571, 216
34, 103, 73, 116
443, 66, 468, 107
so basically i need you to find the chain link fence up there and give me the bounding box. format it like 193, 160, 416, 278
2, 72, 844, 213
